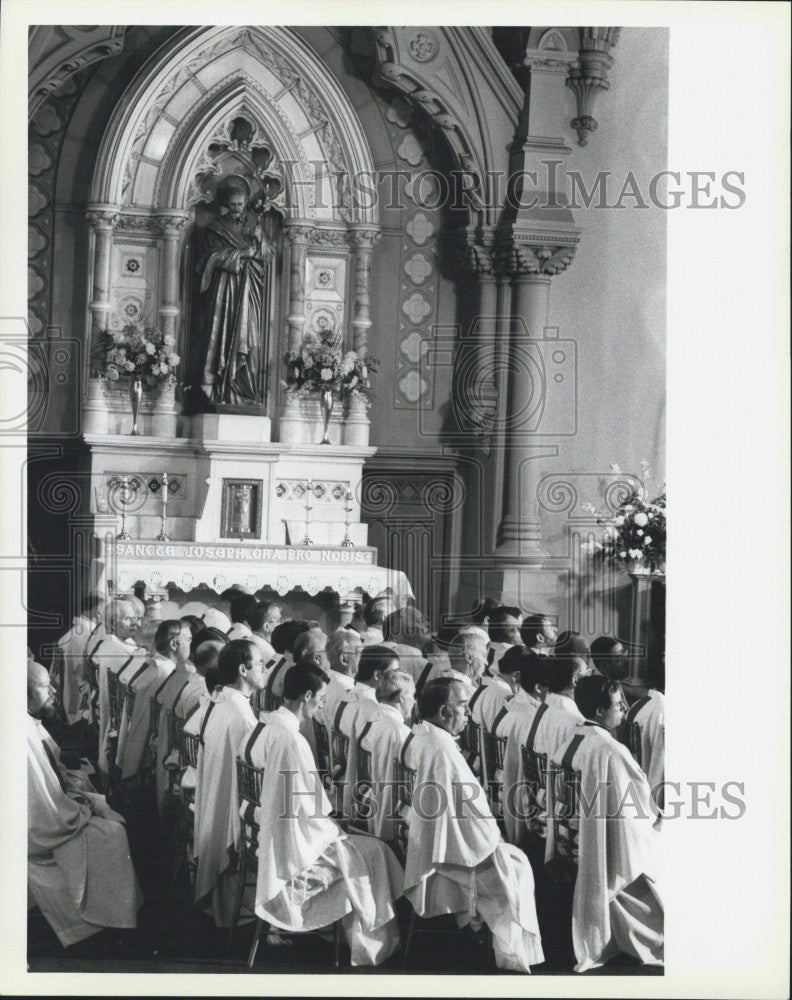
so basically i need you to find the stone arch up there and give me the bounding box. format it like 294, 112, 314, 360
89, 25, 378, 225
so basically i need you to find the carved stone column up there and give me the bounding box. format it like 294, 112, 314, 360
284, 223, 312, 353
566, 28, 621, 147
86, 205, 119, 341
495, 242, 577, 561
350, 228, 381, 357
155, 212, 189, 341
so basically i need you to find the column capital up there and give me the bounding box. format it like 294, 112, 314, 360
283, 223, 315, 246
349, 227, 382, 250
566, 28, 621, 146
496, 241, 577, 277
154, 214, 189, 238
86, 206, 120, 232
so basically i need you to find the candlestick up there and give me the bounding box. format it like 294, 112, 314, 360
115, 476, 131, 540
340, 488, 354, 547
156, 472, 169, 542
301, 479, 315, 546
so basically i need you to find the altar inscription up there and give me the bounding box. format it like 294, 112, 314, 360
113, 541, 374, 564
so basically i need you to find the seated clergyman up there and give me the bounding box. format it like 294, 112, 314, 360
27, 660, 142, 946
551, 674, 663, 972
243, 663, 404, 966
402, 677, 545, 973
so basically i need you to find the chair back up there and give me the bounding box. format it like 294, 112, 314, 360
313, 716, 331, 767
84, 657, 99, 698
236, 757, 264, 808
548, 760, 581, 865
107, 671, 123, 731
265, 692, 284, 713
149, 696, 161, 739
331, 727, 349, 774
522, 745, 549, 790
458, 717, 481, 762
166, 709, 185, 759
181, 730, 200, 769
123, 683, 136, 720
481, 727, 507, 815
628, 721, 643, 768
392, 756, 416, 858
49, 648, 65, 718
354, 725, 374, 822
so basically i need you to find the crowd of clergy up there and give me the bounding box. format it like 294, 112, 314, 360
28, 588, 664, 974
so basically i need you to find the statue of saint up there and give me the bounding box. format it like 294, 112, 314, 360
195, 176, 274, 407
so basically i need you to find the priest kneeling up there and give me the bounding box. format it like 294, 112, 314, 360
246, 663, 403, 966
402, 677, 545, 973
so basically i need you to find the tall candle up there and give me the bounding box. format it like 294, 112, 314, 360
161, 473, 168, 514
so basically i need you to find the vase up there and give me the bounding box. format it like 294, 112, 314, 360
129, 378, 143, 435
319, 388, 333, 445
343, 392, 370, 447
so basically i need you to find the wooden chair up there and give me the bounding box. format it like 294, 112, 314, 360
49, 648, 65, 722
312, 716, 332, 788
146, 696, 161, 783
481, 727, 507, 819
239, 757, 344, 970
458, 717, 482, 771
229, 758, 265, 951
163, 709, 185, 799
171, 729, 200, 890
329, 702, 350, 814
521, 746, 549, 836
547, 758, 581, 878
627, 721, 643, 768
82, 657, 100, 758
352, 723, 374, 828
105, 670, 124, 800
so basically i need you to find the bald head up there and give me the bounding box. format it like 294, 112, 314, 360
28, 660, 56, 719
110, 597, 140, 641
293, 628, 328, 669
448, 630, 488, 683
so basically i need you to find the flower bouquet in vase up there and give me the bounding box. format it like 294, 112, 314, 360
97, 324, 180, 435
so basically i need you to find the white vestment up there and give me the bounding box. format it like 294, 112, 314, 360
226, 620, 252, 642
359, 703, 411, 841
91, 634, 148, 775
116, 654, 173, 782
249, 707, 403, 966
27, 716, 142, 946
382, 642, 451, 688
471, 675, 512, 732
403, 721, 544, 972
193, 686, 257, 926
632, 690, 665, 806
337, 685, 380, 818
53, 616, 96, 724
362, 625, 384, 646
249, 633, 276, 661
552, 723, 663, 972
153, 669, 207, 814
316, 670, 354, 733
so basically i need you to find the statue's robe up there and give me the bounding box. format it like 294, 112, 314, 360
248, 707, 403, 966
27, 715, 142, 946
402, 721, 544, 973
197, 216, 272, 406
551, 723, 664, 972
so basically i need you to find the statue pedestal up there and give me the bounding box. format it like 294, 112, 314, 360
191, 412, 271, 443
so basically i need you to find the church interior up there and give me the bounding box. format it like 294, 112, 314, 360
25, 24, 668, 979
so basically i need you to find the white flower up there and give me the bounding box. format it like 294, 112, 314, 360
636, 529, 644, 536
643, 535, 653, 545
633, 512, 648, 527
614, 515, 625, 527
619, 551, 627, 559
604, 525, 617, 540
106, 366, 119, 381
164, 334, 176, 347
145, 341, 156, 355
628, 549, 643, 560
124, 360, 135, 372
171, 353, 180, 366
320, 368, 333, 381
347, 374, 358, 389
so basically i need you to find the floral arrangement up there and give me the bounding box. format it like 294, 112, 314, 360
97, 324, 180, 388
583, 462, 666, 574
282, 333, 380, 399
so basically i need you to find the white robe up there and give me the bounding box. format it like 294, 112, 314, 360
153, 669, 207, 815
382, 642, 451, 689
337, 685, 380, 819
91, 634, 149, 775
27, 716, 142, 946
193, 686, 257, 927
317, 670, 355, 734
226, 620, 252, 641
362, 625, 384, 646
551, 723, 663, 972
52, 616, 96, 724
116, 654, 173, 782
359, 703, 412, 841
403, 721, 544, 972
471, 675, 512, 732
632, 690, 665, 807
249, 707, 403, 966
